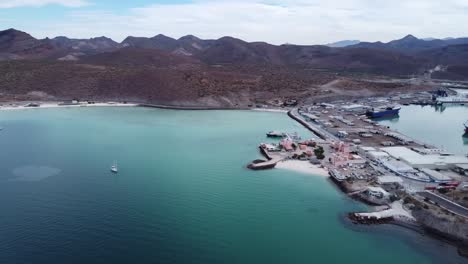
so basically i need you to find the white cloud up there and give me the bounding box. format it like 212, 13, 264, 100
20, 0, 468, 44
0, 0, 89, 8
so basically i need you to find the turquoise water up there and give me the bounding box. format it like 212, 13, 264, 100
0, 107, 464, 263
378, 105, 468, 155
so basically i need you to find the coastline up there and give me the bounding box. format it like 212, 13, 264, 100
0, 102, 138, 111
3, 100, 467, 257
275, 160, 329, 177
0, 101, 289, 112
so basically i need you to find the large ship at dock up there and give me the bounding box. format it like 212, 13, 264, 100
366, 106, 401, 119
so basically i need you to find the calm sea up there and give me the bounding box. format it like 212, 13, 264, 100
378, 104, 468, 155
0, 107, 465, 264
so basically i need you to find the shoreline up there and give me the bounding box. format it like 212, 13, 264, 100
275, 160, 329, 177
0, 101, 291, 113
0, 102, 138, 111
3, 99, 466, 257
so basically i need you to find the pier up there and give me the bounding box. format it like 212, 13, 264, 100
287, 109, 338, 141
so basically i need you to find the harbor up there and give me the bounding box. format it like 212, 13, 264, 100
248, 89, 468, 251
1, 99, 467, 263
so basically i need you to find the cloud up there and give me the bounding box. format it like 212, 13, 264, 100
18, 0, 468, 44
0, 0, 89, 8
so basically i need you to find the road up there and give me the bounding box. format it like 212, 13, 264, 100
289, 109, 339, 141
417, 191, 468, 218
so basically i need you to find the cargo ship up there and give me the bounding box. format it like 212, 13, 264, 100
366, 106, 401, 119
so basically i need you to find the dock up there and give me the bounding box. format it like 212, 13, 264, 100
247, 157, 282, 170
288, 109, 337, 141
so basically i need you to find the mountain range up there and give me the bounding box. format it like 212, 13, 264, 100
1, 28, 468, 106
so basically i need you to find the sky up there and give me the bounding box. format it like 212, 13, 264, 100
1, 0, 468, 44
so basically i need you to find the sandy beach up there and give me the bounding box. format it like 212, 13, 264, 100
252, 108, 289, 113
275, 160, 329, 177
0, 102, 138, 111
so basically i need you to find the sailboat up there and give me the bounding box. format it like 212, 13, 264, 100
110, 161, 118, 173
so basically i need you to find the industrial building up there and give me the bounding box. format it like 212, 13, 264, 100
381, 146, 468, 170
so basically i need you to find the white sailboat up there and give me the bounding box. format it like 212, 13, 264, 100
110, 161, 118, 173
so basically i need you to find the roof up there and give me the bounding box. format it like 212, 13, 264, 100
380, 158, 416, 173
456, 164, 468, 170
367, 186, 390, 195
381, 147, 468, 166
341, 104, 367, 110
360, 146, 376, 152
420, 168, 452, 182
377, 175, 403, 184
368, 151, 389, 158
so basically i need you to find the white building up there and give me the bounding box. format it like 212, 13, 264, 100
381, 146, 468, 170
341, 104, 370, 113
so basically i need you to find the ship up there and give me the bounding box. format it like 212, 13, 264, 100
366, 106, 401, 119
266, 131, 286, 138
111, 161, 118, 173
464, 120, 468, 134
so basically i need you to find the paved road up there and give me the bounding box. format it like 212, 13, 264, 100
417, 191, 468, 218
289, 109, 339, 141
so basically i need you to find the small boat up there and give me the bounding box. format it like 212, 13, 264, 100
110, 161, 118, 173
464, 120, 468, 134
266, 131, 286, 138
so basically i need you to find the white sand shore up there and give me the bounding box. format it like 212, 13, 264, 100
0, 102, 138, 111
251, 108, 289, 113
275, 160, 329, 177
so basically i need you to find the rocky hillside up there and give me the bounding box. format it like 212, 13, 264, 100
1, 28, 468, 106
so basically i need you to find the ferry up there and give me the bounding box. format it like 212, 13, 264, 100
366, 106, 401, 119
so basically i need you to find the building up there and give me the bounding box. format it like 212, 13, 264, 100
364, 186, 390, 199
367, 151, 389, 160
379, 158, 416, 174
381, 146, 468, 170
280, 139, 294, 152
454, 164, 468, 175
341, 104, 370, 113
377, 175, 403, 185
420, 168, 452, 182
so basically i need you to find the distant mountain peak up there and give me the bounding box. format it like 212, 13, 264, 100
401, 34, 419, 41
179, 35, 201, 41
152, 34, 176, 41
326, 40, 360, 48
0, 28, 34, 38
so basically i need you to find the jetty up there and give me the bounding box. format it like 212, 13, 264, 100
288, 109, 337, 141
247, 157, 282, 170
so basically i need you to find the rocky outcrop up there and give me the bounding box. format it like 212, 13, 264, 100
412, 207, 468, 245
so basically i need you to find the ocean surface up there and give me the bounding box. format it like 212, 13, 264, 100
378, 104, 468, 155
0, 107, 465, 264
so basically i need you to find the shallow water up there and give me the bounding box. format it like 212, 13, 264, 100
0, 107, 464, 264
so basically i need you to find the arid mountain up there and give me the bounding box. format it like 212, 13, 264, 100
1, 28, 468, 106
122, 34, 179, 51
49, 36, 121, 54
350, 34, 468, 54
0, 28, 56, 60
326, 40, 360, 48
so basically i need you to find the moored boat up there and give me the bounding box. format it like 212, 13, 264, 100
366, 106, 401, 119
266, 131, 286, 138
